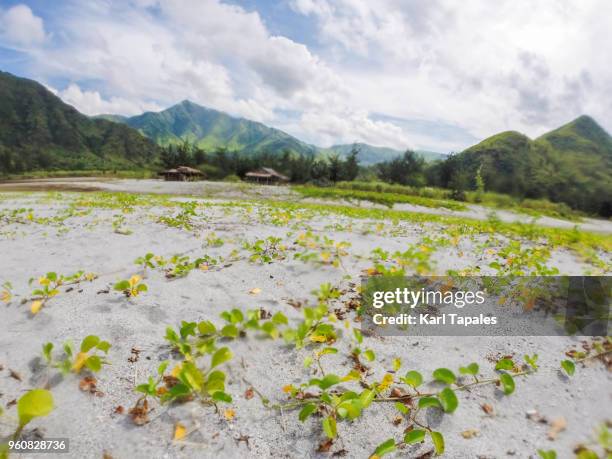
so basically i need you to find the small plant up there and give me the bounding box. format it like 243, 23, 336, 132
29, 271, 96, 315
1, 281, 13, 304
114, 275, 148, 298
243, 237, 287, 263
204, 232, 224, 247
112, 213, 132, 235
10, 389, 54, 440
42, 335, 111, 374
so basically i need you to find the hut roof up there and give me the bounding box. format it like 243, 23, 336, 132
245, 167, 289, 181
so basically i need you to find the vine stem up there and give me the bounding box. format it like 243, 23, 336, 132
270, 348, 611, 411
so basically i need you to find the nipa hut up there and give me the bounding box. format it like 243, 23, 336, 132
244, 167, 289, 185
159, 166, 204, 181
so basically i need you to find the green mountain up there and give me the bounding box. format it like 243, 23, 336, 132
323, 143, 446, 164
124, 100, 317, 156
119, 101, 444, 164
0, 71, 160, 174
440, 116, 612, 216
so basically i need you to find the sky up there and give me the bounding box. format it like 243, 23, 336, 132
0, 0, 610, 152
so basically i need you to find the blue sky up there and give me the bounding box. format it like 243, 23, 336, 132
1, 0, 610, 152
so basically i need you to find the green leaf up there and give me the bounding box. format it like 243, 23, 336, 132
80, 335, 100, 352
363, 349, 376, 362
561, 359, 575, 376
312, 374, 341, 390
322, 416, 337, 439
197, 320, 216, 335
17, 389, 54, 427
180, 361, 204, 392
206, 370, 226, 394
373, 438, 396, 456
337, 399, 363, 420
418, 397, 442, 410
220, 324, 239, 339
84, 355, 102, 372
459, 362, 479, 376
211, 347, 233, 368
438, 387, 459, 413
495, 358, 514, 371
404, 429, 426, 445
499, 373, 515, 395
114, 280, 130, 291
211, 391, 232, 403
158, 361, 169, 376
298, 403, 317, 422
353, 328, 363, 344
96, 341, 111, 353
432, 368, 456, 385
394, 402, 409, 415
42, 342, 53, 363
359, 389, 375, 408
430, 431, 445, 455
537, 450, 557, 459
272, 312, 288, 325
402, 370, 423, 388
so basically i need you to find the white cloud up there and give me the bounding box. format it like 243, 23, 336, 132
0, 4, 46, 47
53, 83, 163, 116
4, 0, 611, 151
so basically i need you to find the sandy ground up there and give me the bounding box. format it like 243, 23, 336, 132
1, 178, 611, 234
0, 186, 610, 459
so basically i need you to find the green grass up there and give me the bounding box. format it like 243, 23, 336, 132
321, 181, 585, 221
0, 170, 156, 180
293, 185, 467, 211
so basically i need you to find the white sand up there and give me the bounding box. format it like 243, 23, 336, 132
0, 185, 610, 459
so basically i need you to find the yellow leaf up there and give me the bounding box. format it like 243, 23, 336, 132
377, 373, 394, 391
309, 335, 327, 343
72, 352, 89, 373
248, 287, 261, 295
282, 384, 294, 393
156, 387, 168, 396
30, 300, 44, 314
224, 408, 235, 421
129, 275, 141, 287
84, 273, 96, 282
173, 423, 187, 440
341, 370, 360, 382
38, 276, 50, 286
171, 364, 182, 378
1, 290, 11, 303
320, 252, 331, 262
199, 264, 209, 271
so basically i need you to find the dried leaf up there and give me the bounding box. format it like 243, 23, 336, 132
174, 422, 187, 440
461, 428, 479, 439
129, 399, 149, 426
113, 406, 125, 415
248, 287, 262, 295
79, 376, 97, 393
244, 387, 254, 400
481, 403, 494, 415
317, 438, 334, 453
548, 417, 567, 440
9, 369, 22, 381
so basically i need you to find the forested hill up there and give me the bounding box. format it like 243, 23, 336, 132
123, 100, 318, 157
115, 101, 442, 164
434, 116, 612, 216
0, 71, 160, 174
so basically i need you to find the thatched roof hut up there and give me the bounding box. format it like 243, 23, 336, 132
244, 167, 289, 184
159, 166, 204, 181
